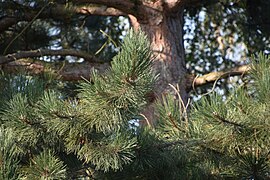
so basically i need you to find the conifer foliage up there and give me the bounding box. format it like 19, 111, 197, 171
189, 53, 270, 179
0, 29, 269, 179
0, 30, 157, 179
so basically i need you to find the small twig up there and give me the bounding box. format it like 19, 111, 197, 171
192, 74, 200, 96
155, 139, 203, 149
167, 112, 181, 131
53, 111, 76, 120
4, 2, 52, 54
200, 75, 220, 97
140, 113, 152, 128
168, 83, 189, 123
212, 111, 243, 128
95, 30, 118, 55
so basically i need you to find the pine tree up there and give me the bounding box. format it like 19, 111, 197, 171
0, 29, 269, 179
152, 53, 270, 179
0, 29, 158, 179
188, 53, 270, 179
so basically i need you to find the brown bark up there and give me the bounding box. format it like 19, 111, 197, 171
72, 0, 138, 15
1, 56, 251, 89
2, 59, 109, 81
1, 0, 188, 97
125, 1, 188, 123
192, 64, 251, 88
0, 0, 224, 123
0, 3, 125, 33
129, 2, 187, 98
0, 49, 100, 64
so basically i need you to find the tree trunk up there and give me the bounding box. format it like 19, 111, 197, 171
129, 5, 188, 123
0, 0, 188, 123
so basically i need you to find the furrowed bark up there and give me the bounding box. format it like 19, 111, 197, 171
129, 1, 187, 99
127, 1, 188, 123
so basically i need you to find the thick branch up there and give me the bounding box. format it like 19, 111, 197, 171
187, 64, 251, 89
75, 5, 125, 16
2, 59, 110, 81
72, 0, 136, 15
0, 49, 100, 65
0, 3, 125, 33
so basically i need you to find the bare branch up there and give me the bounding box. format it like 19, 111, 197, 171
2, 59, 110, 81
72, 0, 137, 15
75, 5, 125, 16
0, 49, 101, 65
0, 3, 125, 33
186, 64, 251, 90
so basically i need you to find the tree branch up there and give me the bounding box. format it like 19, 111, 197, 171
187, 64, 251, 90
212, 112, 243, 128
2, 59, 110, 81
0, 49, 101, 65
75, 5, 125, 16
0, 3, 125, 33
72, 0, 137, 15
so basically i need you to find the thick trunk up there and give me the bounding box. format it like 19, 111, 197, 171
129, 6, 188, 123
130, 9, 187, 101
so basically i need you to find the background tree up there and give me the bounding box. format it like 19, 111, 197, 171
185, 0, 270, 95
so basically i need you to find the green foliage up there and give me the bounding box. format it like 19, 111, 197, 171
78, 29, 156, 132
23, 150, 67, 180
0, 29, 158, 178
250, 52, 270, 103
0, 127, 21, 180
70, 29, 155, 171
0, 24, 269, 179
189, 53, 270, 178
0, 74, 46, 107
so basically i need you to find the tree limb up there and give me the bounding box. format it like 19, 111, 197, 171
0, 49, 101, 64
75, 5, 125, 16
0, 3, 125, 33
187, 64, 251, 90
2, 59, 110, 81
72, 0, 137, 15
